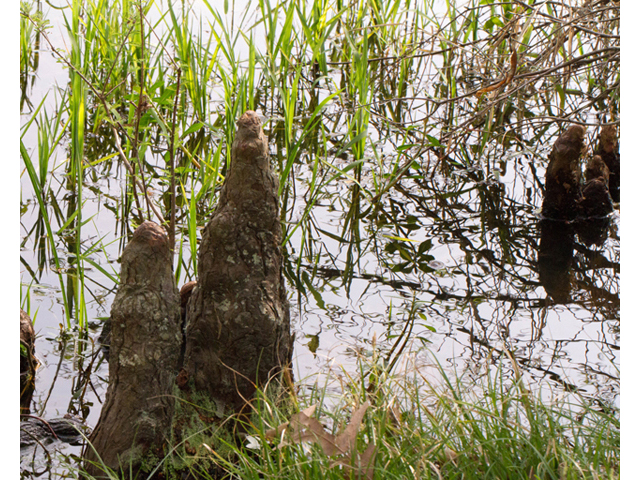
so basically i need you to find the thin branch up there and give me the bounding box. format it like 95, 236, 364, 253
169, 68, 182, 258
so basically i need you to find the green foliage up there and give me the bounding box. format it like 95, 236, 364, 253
20, 0, 619, 329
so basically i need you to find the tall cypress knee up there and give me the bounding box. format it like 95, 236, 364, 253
84, 221, 181, 477
541, 124, 585, 220
182, 111, 292, 415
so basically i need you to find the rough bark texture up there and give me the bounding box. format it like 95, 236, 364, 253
576, 155, 613, 246
20, 309, 37, 414
84, 221, 182, 478
595, 125, 620, 203
580, 155, 614, 218
182, 111, 292, 415
541, 125, 586, 220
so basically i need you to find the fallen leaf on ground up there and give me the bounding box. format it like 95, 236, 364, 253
264, 401, 376, 478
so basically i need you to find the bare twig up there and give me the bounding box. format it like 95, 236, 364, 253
169, 68, 182, 257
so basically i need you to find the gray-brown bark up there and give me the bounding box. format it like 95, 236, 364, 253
182, 111, 292, 415
84, 221, 182, 477
576, 155, 614, 247
541, 124, 586, 220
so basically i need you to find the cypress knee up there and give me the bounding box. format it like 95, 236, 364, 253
182, 111, 292, 415
580, 155, 614, 218
595, 125, 620, 203
576, 155, 614, 247
84, 221, 182, 477
541, 124, 585, 220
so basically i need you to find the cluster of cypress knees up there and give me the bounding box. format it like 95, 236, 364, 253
541, 123, 619, 222
21, 118, 618, 475
537, 123, 619, 304
83, 111, 293, 478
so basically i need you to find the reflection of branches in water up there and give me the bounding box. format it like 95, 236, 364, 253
280, 0, 619, 323
391, 177, 541, 291
288, 121, 618, 395
457, 325, 616, 409
35, 329, 106, 426
405, 157, 616, 306
37, 332, 68, 418
69, 335, 107, 418
572, 239, 620, 319
371, 1, 619, 143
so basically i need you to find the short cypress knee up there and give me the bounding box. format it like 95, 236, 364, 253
580, 155, 614, 218
595, 125, 620, 203
84, 221, 182, 477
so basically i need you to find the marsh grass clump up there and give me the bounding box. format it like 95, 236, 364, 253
163, 389, 237, 478
182, 351, 619, 480
49, 351, 623, 479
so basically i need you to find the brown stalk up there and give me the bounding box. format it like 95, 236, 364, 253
131, 2, 151, 222
168, 67, 182, 258
475, 49, 518, 97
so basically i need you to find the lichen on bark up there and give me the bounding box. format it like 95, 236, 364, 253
83, 112, 293, 478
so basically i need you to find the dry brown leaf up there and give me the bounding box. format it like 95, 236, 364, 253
386, 400, 403, 428
264, 422, 288, 441
335, 401, 371, 453
329, 442, 377, 480
443, 446, 458, 463
296, 417, 340, 456
288, 404, 318, 435
265, 404, 317, 441
301, 404, 318, 418
360, 443, 377, 480
271, 400, 372, 465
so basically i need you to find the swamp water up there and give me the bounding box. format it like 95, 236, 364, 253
19, 0, 619, 477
